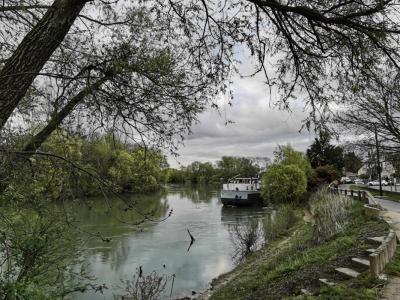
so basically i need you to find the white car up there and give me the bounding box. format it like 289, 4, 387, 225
368, 180, 388, 186
340, 177, 353, 184
354, 179, 364, 185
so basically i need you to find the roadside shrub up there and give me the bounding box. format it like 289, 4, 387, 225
263, 204, 297, 243
308, 165, 339, 190
229, 218, 263, 262
261, 164, 307, 204
309, 189, 354, 242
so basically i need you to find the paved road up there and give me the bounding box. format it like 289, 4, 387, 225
374, 198, 400, 213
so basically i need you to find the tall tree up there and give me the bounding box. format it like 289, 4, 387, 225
335, 67, 400, 152
306, 131, 344, 171
343, 152, 363, 174
2, 0, 400, 132
0, 0, 88, 128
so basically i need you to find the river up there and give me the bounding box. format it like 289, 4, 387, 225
68, 185, 266, 299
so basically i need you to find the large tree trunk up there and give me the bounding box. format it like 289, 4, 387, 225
0, 0, 87, 130
23, 77, 108, 153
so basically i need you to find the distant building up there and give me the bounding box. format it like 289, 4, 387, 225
357, 160, 395, 179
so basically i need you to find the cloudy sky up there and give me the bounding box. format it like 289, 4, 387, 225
168, 56, 315, 168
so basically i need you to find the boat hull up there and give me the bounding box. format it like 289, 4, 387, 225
220, 190, 261, 206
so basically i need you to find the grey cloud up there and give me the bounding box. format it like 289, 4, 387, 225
168, 65, 314, 167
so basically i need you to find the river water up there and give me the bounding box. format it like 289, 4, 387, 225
69, 185, 266, 299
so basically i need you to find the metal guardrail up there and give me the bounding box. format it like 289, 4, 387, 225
328, 184, 380, 207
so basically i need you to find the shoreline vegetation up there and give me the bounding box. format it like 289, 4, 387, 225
204, 191, 390, 300
2, 131, 398, 299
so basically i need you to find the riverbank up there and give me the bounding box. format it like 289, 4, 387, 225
205, 196, 391, 299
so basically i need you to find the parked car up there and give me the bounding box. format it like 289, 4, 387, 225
340, 177, 353, 184
354, 179, 364, 185
368, 180, 388, 186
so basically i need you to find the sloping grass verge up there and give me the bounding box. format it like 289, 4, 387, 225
209, 200, 389, 300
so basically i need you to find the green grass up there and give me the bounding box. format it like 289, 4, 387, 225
385, 248, 400, 276
351, 185, 400, 202
209, 201, 389, 300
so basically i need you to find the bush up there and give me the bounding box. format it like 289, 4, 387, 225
309, 189, 354, 242
229, 218, 263, 262
308, 165, 339, 190
273, 144, 314, 179
263, 204, 297, 243
261, 164, 307, 204
119, 268, 170, 300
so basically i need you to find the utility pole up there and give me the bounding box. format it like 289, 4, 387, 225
374, 125, 383, 197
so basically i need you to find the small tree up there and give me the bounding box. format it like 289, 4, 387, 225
261, 164, 307, 204
308, 165, 339, 190
274, 145, 313, 179
343, 152, 363, 174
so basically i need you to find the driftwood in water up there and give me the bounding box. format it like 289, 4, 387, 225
187, 229, 196, 252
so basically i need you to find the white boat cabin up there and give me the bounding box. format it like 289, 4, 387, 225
222, 178, 260, 192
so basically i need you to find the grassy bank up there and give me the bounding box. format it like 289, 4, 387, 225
351, 184, 400, 202
208, 197, 390, 299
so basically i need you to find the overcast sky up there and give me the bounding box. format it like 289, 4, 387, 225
168, 57, 315, 168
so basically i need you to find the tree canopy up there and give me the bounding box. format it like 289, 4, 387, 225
306, 131, 344, 171
2, 0, 400, 138
274, 144, 313, 178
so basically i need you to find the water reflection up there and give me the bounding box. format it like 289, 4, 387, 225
69, 185, 266, 300
220, 206, 267, 225
167, 184, 217, 203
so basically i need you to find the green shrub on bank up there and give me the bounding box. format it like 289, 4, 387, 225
309, 189, 354, 242
308, 164, 339, 190
261, 164, 307, 204
273, 144, 314, 179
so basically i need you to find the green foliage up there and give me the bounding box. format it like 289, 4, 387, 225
216, 156, 260, 180
263, 204, 297, 242
309, 189, 354, 242
11, 130, 169, 198
166, 156, 260, 184
385, 248, 400, 276
210, 200, 388, 300
306, 131, 344, 171
0, 196, 86, 299
166, 168, 186, 183
308, 165, 339, 189
343, 151, 363, 173
261, 164, 307, 204
274, 144, 313, 178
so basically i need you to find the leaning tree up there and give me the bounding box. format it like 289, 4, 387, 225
2, 0, 400, 135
